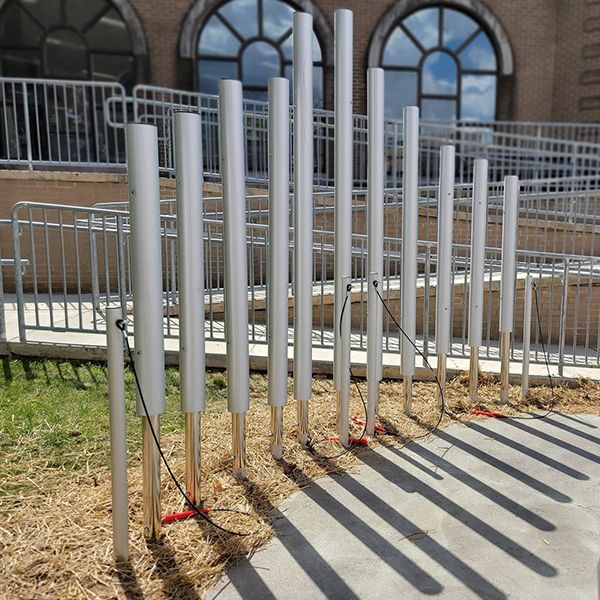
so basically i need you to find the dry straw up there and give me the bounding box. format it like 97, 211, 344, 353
1, 375, 599, 599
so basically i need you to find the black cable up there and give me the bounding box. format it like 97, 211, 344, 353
307, 283, 369, 459
115, 319, 256, 537
497, 281, 555, 420
373, 280, 446, 440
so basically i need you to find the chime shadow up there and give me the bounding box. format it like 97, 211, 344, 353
500, 418, 600, 465
233, 476, 362, 599
299, 451, 505, 597
147, 537, 201, 600
465, 420, 589, 479
386, 440, 555, 531
543, 412, 600, 444
113, 558, 144, 600
355, 448, 557, 578
1, 356, 12, 380
431, 428, 572, 502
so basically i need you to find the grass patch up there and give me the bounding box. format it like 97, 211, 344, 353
0, 358, 235, 495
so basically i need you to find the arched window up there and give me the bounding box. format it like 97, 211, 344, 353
0, 0, 146, 86
378, 5, 499, 121
195, 0, 325, 106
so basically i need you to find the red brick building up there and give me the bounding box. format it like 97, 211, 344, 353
0, 0, 599, 122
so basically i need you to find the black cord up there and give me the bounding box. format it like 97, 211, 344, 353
498, 281, 555, 420
373, 281, 446, 440
307, 283, 369, 459
115, 319, 255, 537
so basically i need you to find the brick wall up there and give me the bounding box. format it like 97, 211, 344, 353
552, 0, 600, 121
125, 0, 600, 121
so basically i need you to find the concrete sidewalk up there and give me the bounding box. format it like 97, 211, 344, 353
205, 414, 600, 600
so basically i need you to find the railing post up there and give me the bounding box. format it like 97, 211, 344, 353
268, 77, 290, 459
126, 122, 165, 541
558, 259, 570, 377
468, 159, 488, 402
219, 79, 249, 479
11, 209, 27, 342
366, 67, 384, 437
500, 176, 519, 403
293, 12, 314, 446
401, 106, 419, 416
0, 244, 5, 345
116, 214, 127, 322
174, 111, 205, 504
22, 82, 33, 170
521, 275, 533, 397
106, 305, 129, 562
436, 145, 456, 407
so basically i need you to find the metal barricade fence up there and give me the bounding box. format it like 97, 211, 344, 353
8, 195, 600, 371
3, 76, 600, 187
0, 77, 127, 169
128, 84, 600, 186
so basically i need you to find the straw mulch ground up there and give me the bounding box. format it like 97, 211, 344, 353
1, 367, 599, 600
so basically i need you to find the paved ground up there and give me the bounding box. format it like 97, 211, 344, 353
205, 414, 600, 600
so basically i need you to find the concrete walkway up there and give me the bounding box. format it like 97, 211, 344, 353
206, 414, 600, 600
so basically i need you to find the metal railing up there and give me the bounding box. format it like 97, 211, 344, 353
1, 77, 127, 170
129, 84, 600, 185
7, 194, 600, 371
3, 76, 600, 187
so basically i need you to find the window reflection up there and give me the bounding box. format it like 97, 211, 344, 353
198, 60, 237, 95
199, 15, 241, 56
403, 7, 439, 50
459, 31, 497, 70
378, 5, 498, 121
422, 98, 457, 121
45, 28, 88, 79
196, 0, 325, 107
461, 74, 496, 121
422, 52, 457, 95
0, 0, 137, 85
242, 41, 280, 88
443, 8, 478, 50
382, 28, 420, 67
384, 71, 417, 119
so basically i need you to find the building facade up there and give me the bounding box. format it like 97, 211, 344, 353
0, 0, 599, 122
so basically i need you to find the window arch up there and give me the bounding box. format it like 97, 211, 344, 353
0, 0, 147, 86
190, 0, 326, 106
373, 3, 506, 121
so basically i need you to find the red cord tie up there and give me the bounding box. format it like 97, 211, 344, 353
470, 409, 508, 419
162, 507, 212, 525
350, 415, 388, 433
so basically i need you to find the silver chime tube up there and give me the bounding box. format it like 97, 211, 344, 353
500, 175, 520, 403
219, 79, 250, 478
268, 77, 290, 460
435, 145, 455, 407
293, 12, 314, 445
174, 111, 205, 505
468, 159, 488, 402
126, 122, 165, 541
401, 106, 419, 416
106, 305, 129, 561
366, 67, 384, 436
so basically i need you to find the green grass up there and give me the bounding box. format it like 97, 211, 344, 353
0, 358, 233, 492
